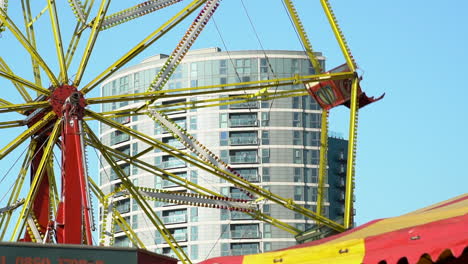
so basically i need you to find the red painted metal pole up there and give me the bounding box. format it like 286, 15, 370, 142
55, 91, 92, 244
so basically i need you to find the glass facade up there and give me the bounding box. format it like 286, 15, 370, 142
99, 48, 345, 262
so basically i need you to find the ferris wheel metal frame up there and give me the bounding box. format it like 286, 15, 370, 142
0, 0, 362, 263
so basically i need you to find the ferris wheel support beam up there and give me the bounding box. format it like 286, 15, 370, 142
0, 9, 59, 87
344, 77, 359, 229
80, 0, 207, 95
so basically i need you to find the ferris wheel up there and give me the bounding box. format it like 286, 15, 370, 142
0, 1, 368, 263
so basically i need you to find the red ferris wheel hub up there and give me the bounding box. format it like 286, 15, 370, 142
49, 85, 87, 117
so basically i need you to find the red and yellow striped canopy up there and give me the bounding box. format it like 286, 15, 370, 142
201, 194, 468, 264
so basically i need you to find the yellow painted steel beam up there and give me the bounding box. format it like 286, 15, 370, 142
86, 71, 354, 105
344, 77, 359, 229
112, 209, 146, 248
89, 133, 191, 263
65, 0, 94, 70
0, 140, 36, 240
0, 9, 59, 87
0, 68, 51, 96
21, 0, 44, 87
320, 0, 356, 71
47, 0, 68, 83
80, 0, 207, 95
0, 57, 32, 102
282, 0, 322, 73
0, 111, 56, 160
87, 110, 345, 232
0, 101, 49, 114
10, 118, 62, 241
73, 0, 110, 86
0, 120, 25, 129
317, 110, 328, 216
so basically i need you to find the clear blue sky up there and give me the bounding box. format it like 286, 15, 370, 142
1, 1, 467, 227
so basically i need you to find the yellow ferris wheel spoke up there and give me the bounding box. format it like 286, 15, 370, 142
0, 140, 37, 240
10, 118, 62, 242
0, 111, 55, 160
85, 71, 354, 105
0, 9, 59, 87
0, 120, 25, 129
0, 57, 33, 102
65, 0, 95, 70
282, 0, 322, 74
80, 0, 207, 95
0, 68, 51, 96
21, 0, 44, 87
320, 0, 356, 71
0, 101, 49, 114
73, 0, 111, 87
47, 0, 68, 83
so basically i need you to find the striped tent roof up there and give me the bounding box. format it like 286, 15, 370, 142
200, 193, 468, 264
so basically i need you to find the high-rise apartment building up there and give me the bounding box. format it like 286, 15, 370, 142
99, 48, 348, 261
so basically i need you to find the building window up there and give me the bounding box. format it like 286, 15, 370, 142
294, 167, 302, 182
219, 60, 227, 75
293, 97, 301, 109
229, 150, 258, 164
190, 116, 197, 130
293, 131, 302, 145
293, 112, 302, 127
293, 149, 302, 164
262, 149, 270, 163
162, 209, 187, 225
236, 168, 259, 182
220, 132, 228, 146
229, 113, 258, 127
263, 224, 271, 238
230, 243, 260, 256
190, 207, 198, 222
190, 245, 198, 260
264, 242, 272, 252
262, 167, 270, 182
294, 186, 303, 201
229, 131, 258, 145
191, 170, 198, 184
261, 131, 269, 145
230, 224, 259, 239
219, 113, 228, 128
261, 112, 269, 126
132, 214, 138, 229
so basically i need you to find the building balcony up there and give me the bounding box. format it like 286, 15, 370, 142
172, 233, 187, 242
228, 119, 258, 127
229, 137, 258, 146
229, 155, 258, 164
229, 101, 259, 109
230, 230, 260, 239
162, 159, 186, 169
231, 211, 254, 220
162, 214, 187, 225
230, 248, 260, 256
